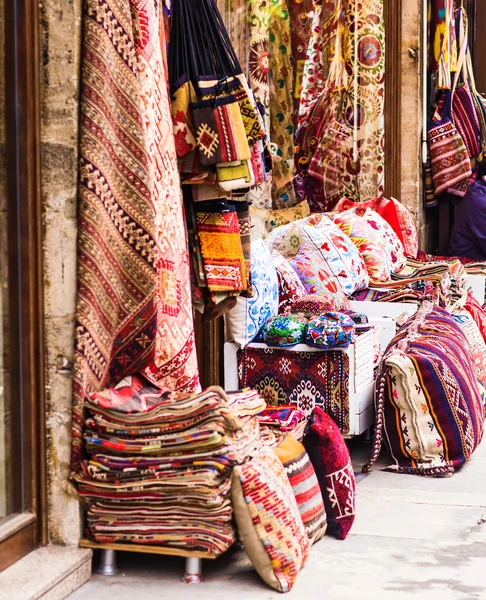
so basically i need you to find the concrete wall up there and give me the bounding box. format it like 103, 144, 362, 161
39, 0, 83, 545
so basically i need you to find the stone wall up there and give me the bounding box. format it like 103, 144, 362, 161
39, 0, 83, 545
400, 0, 426, 247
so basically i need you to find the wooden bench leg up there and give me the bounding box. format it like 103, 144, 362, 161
97, 549, 119, 576
182, 557, 203, 583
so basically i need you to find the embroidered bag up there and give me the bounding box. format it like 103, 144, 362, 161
364, 302, 484, 477
427, 16, 472, 197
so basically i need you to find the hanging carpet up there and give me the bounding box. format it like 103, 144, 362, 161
73, 0, 200, 472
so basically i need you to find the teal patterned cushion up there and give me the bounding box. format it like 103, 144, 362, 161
262, 315, 308, 347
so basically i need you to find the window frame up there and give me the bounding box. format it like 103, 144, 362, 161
0, 0, 46, 573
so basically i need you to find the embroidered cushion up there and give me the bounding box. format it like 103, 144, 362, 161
465, 292, 486, 343
360, 208, 406, 273
266, 214, 369, 295
261, 314, 308, 347
334, 197, 419, 259
333, 209, 392, 282
289, 295, 336, 317
272, 250, 307, 313
250, 201, 310, 239
274, 435, 327, 545
305, 312, 356, 349
289, 247, 349, 310
303, 408, 356, 540
231, 447, 310, 593
225, 238, 279, 348
364, 303, 485, 477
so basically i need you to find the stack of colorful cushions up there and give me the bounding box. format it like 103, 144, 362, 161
74, 377, 265, 555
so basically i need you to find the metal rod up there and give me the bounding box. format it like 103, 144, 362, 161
97, 549, 119, 576
182, 557, 203, 583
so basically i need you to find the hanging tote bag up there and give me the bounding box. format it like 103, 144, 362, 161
363, 302, 484, 477
427, 89, 471, 197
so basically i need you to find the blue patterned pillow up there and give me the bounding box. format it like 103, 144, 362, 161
225, 239, 279, 347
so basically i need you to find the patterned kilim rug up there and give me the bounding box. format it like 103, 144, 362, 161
72, 0, 200, 471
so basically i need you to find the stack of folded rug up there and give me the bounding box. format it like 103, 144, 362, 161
259, 405, 307, 446
74, 376, 265, 555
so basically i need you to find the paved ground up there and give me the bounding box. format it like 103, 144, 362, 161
69, 439, 486, 600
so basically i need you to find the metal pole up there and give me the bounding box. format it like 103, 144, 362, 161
97, 549, 119, 576
182, 557, 203, 583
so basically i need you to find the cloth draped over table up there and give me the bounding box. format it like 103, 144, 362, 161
73, 0, 200, 471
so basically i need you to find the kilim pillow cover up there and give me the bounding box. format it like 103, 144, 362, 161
303, 408, 356, 540
274, 435, 327, 545
232, 447, 310, 593
363, 302, 485, 477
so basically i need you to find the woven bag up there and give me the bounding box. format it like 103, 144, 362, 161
363, 302, 484, 477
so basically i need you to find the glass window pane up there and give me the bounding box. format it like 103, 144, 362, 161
0, 0, 21, 521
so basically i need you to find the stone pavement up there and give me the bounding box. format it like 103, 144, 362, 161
68, 440, 486, 600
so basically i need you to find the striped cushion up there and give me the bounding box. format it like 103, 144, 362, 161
275, 435, 327, 544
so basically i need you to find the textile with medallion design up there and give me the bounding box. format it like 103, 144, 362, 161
238, 345, 350, 432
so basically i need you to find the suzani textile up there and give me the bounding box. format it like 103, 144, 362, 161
297, 0, 385, 210
74, 0, 200, 470
238, 345, 350, 432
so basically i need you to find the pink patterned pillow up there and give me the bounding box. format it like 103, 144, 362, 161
333, 210, 391, 282
272, 250, 307, 313
289, 247, 349, 310
361, 208, 406, 274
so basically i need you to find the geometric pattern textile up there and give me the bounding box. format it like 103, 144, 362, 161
303, 407, 356, 540
274, 434, 327, 544
232, 447, 310, 592
364, 302, 485, 477
73, 0, 200, 471
196, 209, 247, 292
238, 345, 350, 432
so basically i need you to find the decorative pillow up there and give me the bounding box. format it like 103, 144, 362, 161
452, 309, 486, 403
272, 250, 307, 313
290, 295, 336, 317
305, 312, 356, 349
261, 314, 308, 347
465, 292, 486, 343
360, 208, 406, 274
334, 196, 419, 259
225, 238, 279, 348
333, 209, 392, 282
266, 214, 369, 295
364, 302, 485, 477
232, 447, 310, 593
289, 247, 349, 309
250, 201, 311, 239
303, 408, 356, 540
274, 435, 327, 545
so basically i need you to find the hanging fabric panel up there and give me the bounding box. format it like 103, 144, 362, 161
73, 0, 200, 471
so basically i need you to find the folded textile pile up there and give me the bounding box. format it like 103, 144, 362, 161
74, 377, 265, 555
259, 406, 307, 446
353, 258, 467, 309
